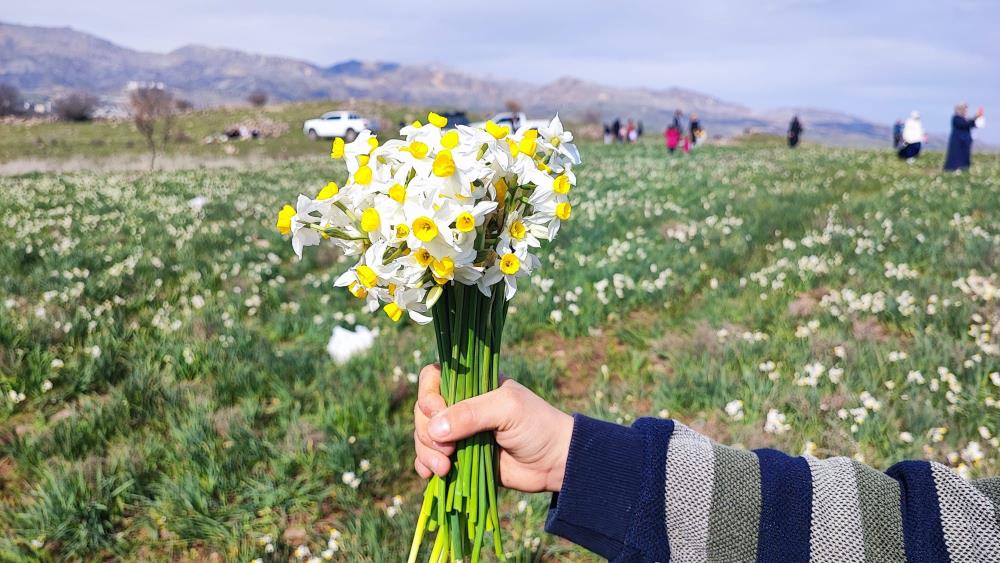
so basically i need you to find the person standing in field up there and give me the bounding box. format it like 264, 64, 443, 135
603, 123, 613, 145
943, 102, 985, 172
897, 111, 925, 162
892, 119, 904, 149
611, 118, 622, 143
787, 115, 803, 148
627, 118, 638, 143
665, 110, 683, 153
689, 113, 703, 147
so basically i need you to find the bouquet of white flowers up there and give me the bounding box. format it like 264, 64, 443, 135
277, 112, 579, 561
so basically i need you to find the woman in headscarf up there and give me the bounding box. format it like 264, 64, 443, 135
787, 116, 803, 148
897, 111, 925, 161
943, 103, 985, 172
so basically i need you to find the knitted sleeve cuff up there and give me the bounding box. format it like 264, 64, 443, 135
544, 414, 646, 559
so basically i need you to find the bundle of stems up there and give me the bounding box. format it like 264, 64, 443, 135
408, 282, 509, 563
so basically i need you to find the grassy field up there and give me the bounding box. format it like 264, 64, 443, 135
1, 137, 998, 561
0, 101, 431, 167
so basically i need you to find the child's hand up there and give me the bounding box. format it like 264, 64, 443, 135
413, 364, 574, 493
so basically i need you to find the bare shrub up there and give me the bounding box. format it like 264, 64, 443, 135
129, 87, 175, 170
53, 92, 98, 121
0, 84, 24, 116
247, 90, 268, 107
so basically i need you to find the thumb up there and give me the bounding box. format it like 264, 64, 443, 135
427, 383, 517, 441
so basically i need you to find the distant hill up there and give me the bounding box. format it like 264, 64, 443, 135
0, 20, 900, 147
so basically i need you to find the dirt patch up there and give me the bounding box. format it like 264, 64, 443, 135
852, 317, 889, 343
512, 330, 619, 404
788, 287, 831, 317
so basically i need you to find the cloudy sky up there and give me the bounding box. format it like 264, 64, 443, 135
7, 0, 999, 141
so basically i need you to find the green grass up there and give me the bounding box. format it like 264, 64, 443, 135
0, 139, 998, 561
0, 101, 438, 165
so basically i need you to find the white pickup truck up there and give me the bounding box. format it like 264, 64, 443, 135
469, 112, 548, 134
303, 111, 375, 141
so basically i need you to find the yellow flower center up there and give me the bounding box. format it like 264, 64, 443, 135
485, 120, 509, 140
348, 281, 367, 299
427, 112, 448, 128
551, 136, 561, 147
358, 154, 370, 166
414, 248, 433, 267
507, 138, 520, 157
330, 137, 345, 159
510, 219, 526, 240
555, 202, 572, 221
432, 151, 456, 177
356, 265, 378, 288
412, 217, 438, 242
355, 165, 373, 185
317, 182, 339, 200
276, 204, 295, 235
441, 130, 459, 149
367, 137, 379, 152
431, 257, 455, 279
455, 212, 475, 233
519, 130, 538, 155
384, 302, 403, 322
553, 174, 571, 195
389, 183, 406, 203
499, 253, 520, 275
395, 223, 410, 239
407, 141, 429, 159
360, 208, 380, 232
495, 178, 508, 205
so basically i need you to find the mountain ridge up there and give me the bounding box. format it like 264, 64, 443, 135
0, 20, 899, 146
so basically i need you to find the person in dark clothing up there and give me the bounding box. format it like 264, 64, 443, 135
611, 118, 622, 143
670, 110, 683, 133
413, 365, 1000, 562
689, 113, 702, 146
892, 120, 904, 149
636, 120, 644, 139
788, 116, 803, 148
944, 103, 985, 172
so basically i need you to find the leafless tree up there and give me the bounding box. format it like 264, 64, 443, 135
54, 92, 98, 121
248, 90, 268, 107
0, 84, 24, 116
129, 87, 175, 170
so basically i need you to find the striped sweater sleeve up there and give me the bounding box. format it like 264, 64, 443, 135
545, 415, 1000, 562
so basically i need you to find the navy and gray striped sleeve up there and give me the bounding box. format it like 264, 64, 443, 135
545, 415, 1000, 562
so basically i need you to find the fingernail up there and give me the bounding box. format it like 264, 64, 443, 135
428, 416, 450, 439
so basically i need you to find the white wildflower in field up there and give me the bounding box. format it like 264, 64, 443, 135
341, 471, 361, 489
802, 441, 817, 456
899, 432, 914, 443
764, 409, 790, 434
724, 399, 745, 421
827, 367, 844, 384
961, 442, 984, 464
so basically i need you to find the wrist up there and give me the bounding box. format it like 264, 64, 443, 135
545, 411, 574, 492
